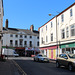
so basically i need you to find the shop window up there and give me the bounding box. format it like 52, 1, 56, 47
62, 49, 65, 53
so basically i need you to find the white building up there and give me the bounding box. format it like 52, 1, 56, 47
2, 19, 39, 56
39, 3, 75, 60
0, 0, 3, 55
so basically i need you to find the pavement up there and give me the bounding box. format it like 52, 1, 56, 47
0, 59, 20, 75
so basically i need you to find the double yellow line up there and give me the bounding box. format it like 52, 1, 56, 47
12, 60, 27, 75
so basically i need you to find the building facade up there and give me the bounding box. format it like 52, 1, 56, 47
2, 20, 39, 56
0, 0, 3, 55
39, 3, 75, 60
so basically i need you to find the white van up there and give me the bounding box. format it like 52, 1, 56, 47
2, 48, 19, 57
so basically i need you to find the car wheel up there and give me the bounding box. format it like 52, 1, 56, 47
68, 64, 73, 71
56, 61, 60, 68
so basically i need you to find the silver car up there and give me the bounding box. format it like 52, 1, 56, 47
34, 54, 50, 62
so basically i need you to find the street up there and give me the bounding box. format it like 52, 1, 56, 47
8, 57, 75, 75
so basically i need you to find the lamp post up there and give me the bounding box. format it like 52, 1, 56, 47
49, 14, 58, 57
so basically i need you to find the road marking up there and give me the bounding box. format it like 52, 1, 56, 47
12, 60, 27, 75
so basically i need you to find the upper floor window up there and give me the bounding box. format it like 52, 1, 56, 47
46, 25, 47, 31
10, 34, 13, 37
15, 40, 18, 46
61, 29, 65, 39
24, 41, 27, 46
51, 22, 53, 28
42, 28, 43, 32
46, 36, 48, 42
66, 27, 69, 38
70, 9, 73, 17
51, 33, 53, 41
10, 40, 13, 45
41, 37, 43, 44
25, 35, 27, 38
37, 41, 39, 46
71, 25, 75, 36
61, 14, 64, 22
15, 35, 18, 38
30, 41, 32, 47
37, 36, 39, 39
30, 36, 32, 38
20, 35, 23, 38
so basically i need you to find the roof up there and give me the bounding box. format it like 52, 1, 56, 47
39, 2, 75, 29
3, 27, 39, 36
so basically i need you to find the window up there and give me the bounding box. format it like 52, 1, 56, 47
61, 29, 65, 39
61, 14, 64, 22
30, 41, 32, 47
25, 35, 27, 38
70, 9, 73, 17
37, 41, 39, 46
41, 37, 43, 44
71, 25, 75, 36
15, 40, 18, 46
10, 34, 13, 37
51, 33, 53, 41
15, 35, 18, 38
24, 41, 27, 46
42, 28, 43, 32
20, 35, 22, 38
20, 40, 22, 45
1, 40, 3, 45
46, 36, 48, 42
37, 36, 39, 39
30, 36, 32, 38
51, 22, 53, 28
46, 25, 47, 31
66, 27, 69, 38
10, 40, 13, 46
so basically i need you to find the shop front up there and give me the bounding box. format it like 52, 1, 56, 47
25, 47, 40, 57
40, 46, 58, 60
59, 42, 75, 54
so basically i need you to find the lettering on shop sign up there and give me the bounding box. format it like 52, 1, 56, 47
66, 45, 69, 48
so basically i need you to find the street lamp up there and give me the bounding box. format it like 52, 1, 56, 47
49, 14, 58, 57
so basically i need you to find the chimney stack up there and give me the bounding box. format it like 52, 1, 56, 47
5, 19, 8, 29
30, 25, 34, 32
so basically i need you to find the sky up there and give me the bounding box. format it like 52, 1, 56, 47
3, 0, 75, 30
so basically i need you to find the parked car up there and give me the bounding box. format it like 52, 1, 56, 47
56, 53, 75, 71
34, 54, 50, 62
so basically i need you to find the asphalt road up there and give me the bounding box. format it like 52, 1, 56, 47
11, 57, 75, 75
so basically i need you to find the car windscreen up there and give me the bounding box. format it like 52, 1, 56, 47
68, 54, 75, 59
